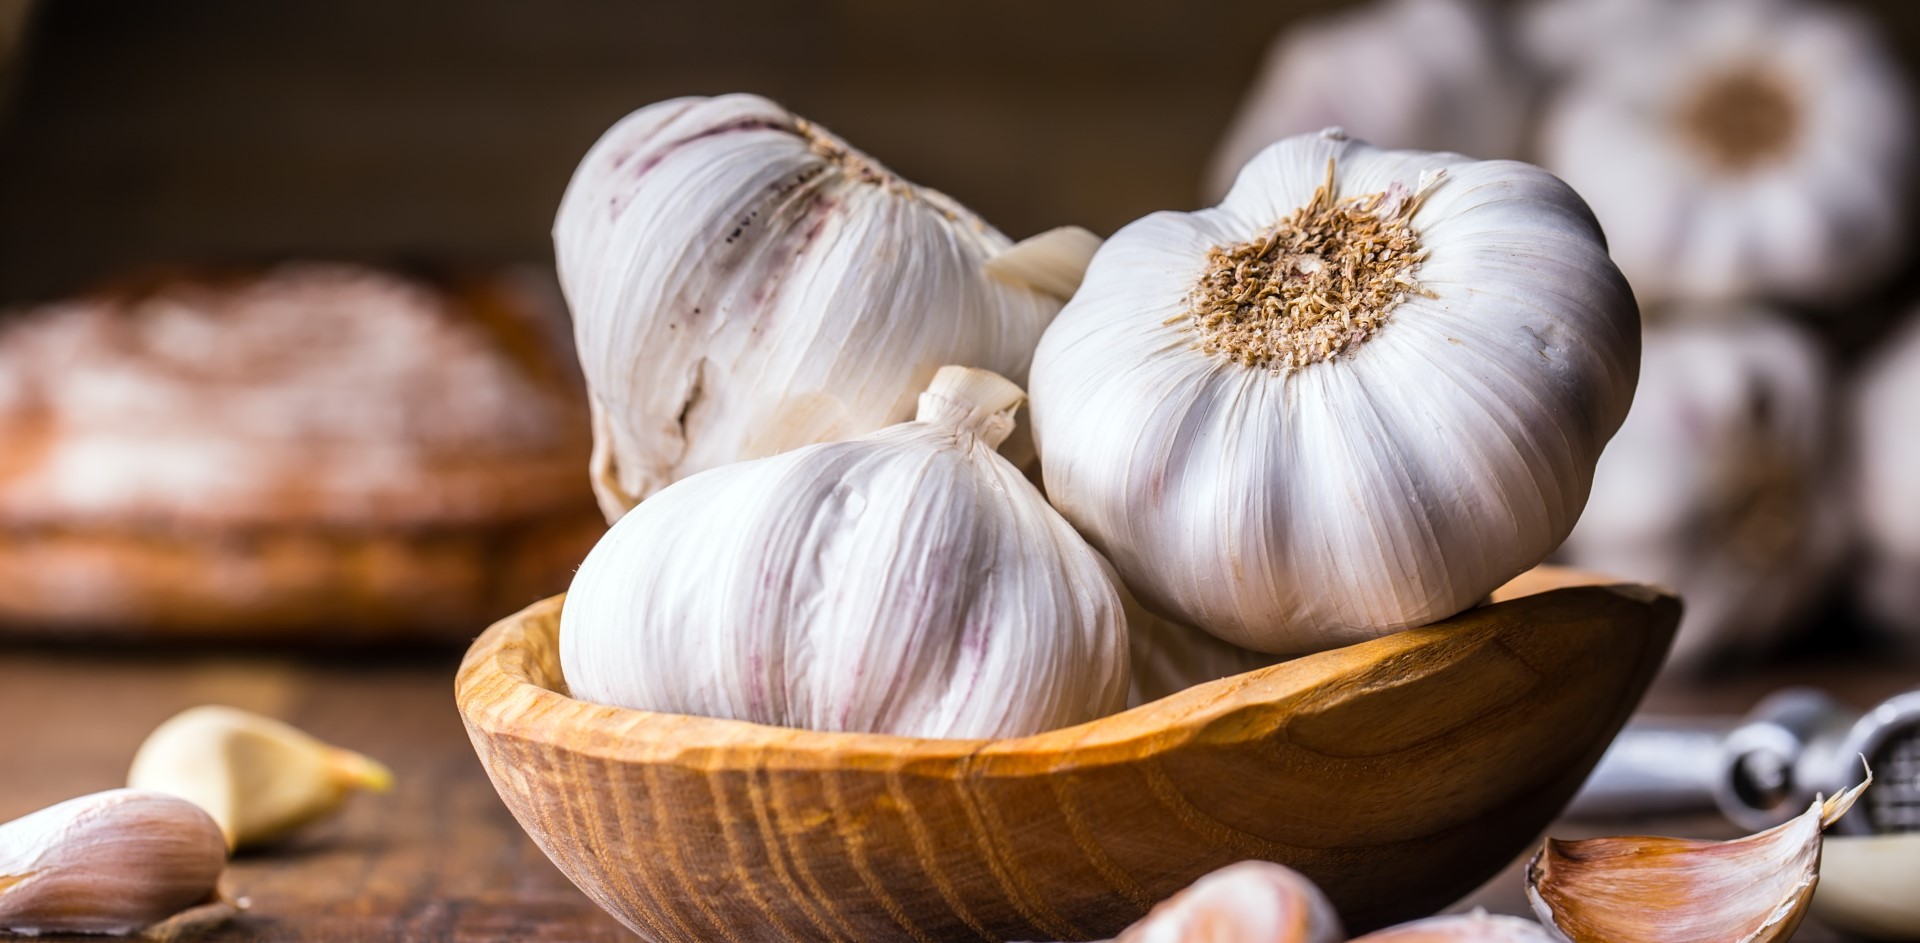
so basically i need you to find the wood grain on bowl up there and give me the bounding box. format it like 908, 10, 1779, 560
454, 567, 1678, 942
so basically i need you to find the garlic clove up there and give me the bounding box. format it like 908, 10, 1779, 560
1526, 771, 1871, 942
127, 705, 392, 850
1110, 860, 1343, 943
1809, 832, 1920, 941
0, 789, 228, 936
984, 226, 1105, 300
1350, 910, 1561, 941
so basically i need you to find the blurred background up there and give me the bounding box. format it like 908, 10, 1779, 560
2, 0, 1919, 939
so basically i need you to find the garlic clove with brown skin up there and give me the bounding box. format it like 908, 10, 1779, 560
128, 705, 392, 850
1526, 771, 1871, 942
1350, 911, 1562, 941
0, 789, 228, 936
1110, 861, 1343, 943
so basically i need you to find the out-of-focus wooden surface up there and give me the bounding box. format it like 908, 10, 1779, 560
0, 643, 1911, 941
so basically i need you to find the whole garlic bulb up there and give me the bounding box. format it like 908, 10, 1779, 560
1207, 0, 1527, 201
1534, 0, 1913, 307
1031, 129, 1638, 654
561, 366, 1128, 739
555, 93, 1091, 520
1558, 311, 1839, 671
1853, 312, 1920, 647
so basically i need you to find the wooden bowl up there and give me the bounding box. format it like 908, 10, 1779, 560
455, 567, 1676, 941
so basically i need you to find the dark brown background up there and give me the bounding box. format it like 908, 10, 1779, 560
2, 0, 1919, 312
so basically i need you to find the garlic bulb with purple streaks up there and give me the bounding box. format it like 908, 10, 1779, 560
555, 93, 1094, 520
560, 367, 1128, 739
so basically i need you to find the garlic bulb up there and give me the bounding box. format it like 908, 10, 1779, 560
1030, 129, 1638, 654
0, 790, 227, 936
1207, 0, 1526, 201
555, 93, 1093, 520
128, 705, 393, 850
1351, 911, 1561, 942
1854, 313, 1920, 648
1526, 773, 1870, 942
1558, 310, 1840, 672
1111, 861, 1343, 943
561, 366, 1128, 739
1534, 0, 1914, 307
1125, 590, 1282, 707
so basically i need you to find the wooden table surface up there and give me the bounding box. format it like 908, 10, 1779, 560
0, 642, 1912, 942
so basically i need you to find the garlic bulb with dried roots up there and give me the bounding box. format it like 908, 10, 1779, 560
555, 93, 1093, 520
1207, 0, 1526, 201
1526, 773, 1870, 942
1110, 861, 1343, 943
561, 367, 1128, 739
1030, 129, 1638, 654
0, 790, 227, 936
1535, 0, 1913, 307
1350, 911, 1561, 942
1854, 313, 1920, 649
1558, 310, 1840, 672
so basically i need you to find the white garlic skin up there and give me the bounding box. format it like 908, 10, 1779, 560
1559, 310, 1840, 672
555, 93, 1064, 521
0, 789, 227, 936
1125, 588, 1282, 707
1031, 130, 1638, 655
1535, 0, 1913, 308
560, 367, 1129, 739
1207, 0, 1527, 201
1854, 312, 1920, 648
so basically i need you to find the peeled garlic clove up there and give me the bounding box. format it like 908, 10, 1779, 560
1534, 0, 1913, 307
128, 705, 392, 850
555, 93, 1070, 520
1526, 773, 1871, 942
1207, 0, 1527, 201
1557, 309, 1841, 672
561, 366, 1129, 739
1112, 860, 1342, 943
1853, 311, 1920, 650
1031, 129, 1638, 655
0, 789, 227, 936
1350, 911, 1561, 941
1810, 833, 1920, 941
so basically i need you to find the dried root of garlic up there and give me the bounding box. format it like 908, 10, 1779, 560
0, 789, 227, 936
1526, 771, 1871, 942
562, 366, 1129, 739
1351, 911, 1562, 941
1111, 861, 1343, 943
128, 705, 392, 850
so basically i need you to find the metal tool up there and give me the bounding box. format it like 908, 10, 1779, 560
1567, 687, 1920, 834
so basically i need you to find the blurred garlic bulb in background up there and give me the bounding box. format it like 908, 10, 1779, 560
561, 367, 1128, 739
1559, 311, 1840, 672
1517, 0, 1670, 76
1535, 0, 1913, 308
1206, 0, 1526, 202
1031, 129, 1638, 655
555, 93, 1092, 520
1854, 312, 1920, 649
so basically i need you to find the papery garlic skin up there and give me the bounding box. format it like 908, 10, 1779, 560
561, 367, 1128, 739
1031, 129, 1638, 654
1854, 314, 1920, 648
1112, 861, 1343, 943
555, 93, 1071, 520
1207, 0, 1526, 201
1526, 775, 1869, 943
1558, 311, 1840, 672
0, 790, 227, 936
1125, 590, 1282, 707
1535, 0, 1913, 307
1351, 911, 1561, 942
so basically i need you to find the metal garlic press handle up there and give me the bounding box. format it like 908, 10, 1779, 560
1568, 688, 1856, 832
